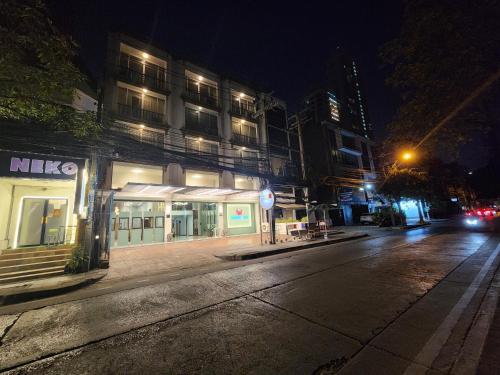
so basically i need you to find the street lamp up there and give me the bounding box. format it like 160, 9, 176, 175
402, 151, 414, 161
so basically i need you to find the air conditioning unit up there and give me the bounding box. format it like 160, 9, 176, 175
261, 222, 270, 233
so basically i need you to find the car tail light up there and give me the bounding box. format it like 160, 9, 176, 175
477, 210, 483, 216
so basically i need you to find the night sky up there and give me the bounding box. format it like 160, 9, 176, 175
48, 0, 404, 142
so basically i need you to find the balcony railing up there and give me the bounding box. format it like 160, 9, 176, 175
232, 133, 258, 147
184, 89, 218, 108
117, 103, 164, 124
118, 67, 167, 91
234, 158, 260, 173
231, 102, 256, 119
185, 121, 219, 137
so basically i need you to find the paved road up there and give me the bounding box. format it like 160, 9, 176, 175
0, 221, 499, 374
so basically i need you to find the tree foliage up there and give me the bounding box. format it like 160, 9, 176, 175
381, 0, 500, 157
379, 166, 428, 201
0, 0, 99, 137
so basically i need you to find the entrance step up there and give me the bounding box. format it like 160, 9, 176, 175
0, 254, 71, 268
0, 247, 72, 256
0, 248, 72, 260
0, 259, 69, 275
0, 267, 66, 285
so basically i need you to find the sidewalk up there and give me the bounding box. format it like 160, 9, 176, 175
216, 232, 369, 260
0, 269, 107, 304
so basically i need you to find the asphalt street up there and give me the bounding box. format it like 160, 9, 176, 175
0, 220, 499, 374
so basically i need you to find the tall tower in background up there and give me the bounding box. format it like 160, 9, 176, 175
327, 48, 373, 139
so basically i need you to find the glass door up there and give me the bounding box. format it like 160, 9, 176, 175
18, 198, 68, 247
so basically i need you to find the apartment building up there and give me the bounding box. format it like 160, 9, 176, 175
100, 34, 302, 249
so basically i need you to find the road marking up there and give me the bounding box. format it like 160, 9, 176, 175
137, 279, 149, 283
403, 242, 500, 374
97, 286, 112, 290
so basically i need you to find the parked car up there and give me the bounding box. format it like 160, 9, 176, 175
360, 213, 375, 225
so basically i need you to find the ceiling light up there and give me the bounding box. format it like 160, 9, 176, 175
192, 174, 202, 179
241, 119, 246, 124
198, 106, 202, 110
131, 168, 143, 173
242, 147, 246, 150
198, 137, 203, 142
142, 52, 149, 59
140, 124, 145, 129
142, 88, 148, 93
198, 75, 204, 81
239, 93, 245, 98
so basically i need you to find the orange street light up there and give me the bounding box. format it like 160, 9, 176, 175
401, 150, 415, 161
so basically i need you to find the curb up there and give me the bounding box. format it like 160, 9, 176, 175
216, 233, 369, 261
0, 269, 107, 306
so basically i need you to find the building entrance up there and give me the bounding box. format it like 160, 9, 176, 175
171, 202, 217, 241
17, 198, 69, 247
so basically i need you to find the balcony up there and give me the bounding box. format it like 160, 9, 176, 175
185, 121, 219, 137
118, 67, 167, 92
183, 89, 218, 109
117, 103, 164, 125
232, 133, 258, 147
231, 102, 256, 120
234, 158, 260, 173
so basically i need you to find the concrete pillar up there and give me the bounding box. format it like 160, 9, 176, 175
220, 170, 234, 189
164, 163, 184, 185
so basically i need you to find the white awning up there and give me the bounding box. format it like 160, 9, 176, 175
117, 183, 260, 201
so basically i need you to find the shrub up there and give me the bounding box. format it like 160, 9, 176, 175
373, 208, 406, 227
65, 246, 89, 274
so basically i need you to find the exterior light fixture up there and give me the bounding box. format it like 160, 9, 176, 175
359, 187, 364, 191
198, 106, 202, 110
198, 75, 204, 81
142, 52, 149, 59
239, 93, 245, 98
365, 184, 373, 189
192, 174, 202, 179
132, 168, 143, 173
140, 124, 145, 129
142, 88, 148, 93
242, 147, 246, 150
468, 171, 473, 175
241, 119, 245, 124
198, 137, 203, 142
401, 151, 414, 161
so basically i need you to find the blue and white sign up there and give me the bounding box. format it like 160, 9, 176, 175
259, 189, 275, 210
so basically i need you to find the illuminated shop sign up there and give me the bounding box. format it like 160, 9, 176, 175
227, 203, 252, 228
0, 151, 84, 180
259, 189, 275, 210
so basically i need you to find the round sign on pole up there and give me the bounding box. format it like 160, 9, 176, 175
259, 189, 275, 210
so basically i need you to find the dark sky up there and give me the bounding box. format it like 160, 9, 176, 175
48, 0, 404, 142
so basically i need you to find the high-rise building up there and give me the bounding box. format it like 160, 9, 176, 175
289, 51, 377, 225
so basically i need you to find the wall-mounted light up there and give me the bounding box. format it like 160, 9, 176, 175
198, 137, 203, 142
242, 147, 246, 150
239, 92, 245, 98
192, 174, 202, 179
132, 168, 143, 173
241, 119, 246, 124
142, 88, 148, 93
142, 52, 149, 59
198, 75, 204, 81
140, 124, 145, 129
197, 106, 202, 110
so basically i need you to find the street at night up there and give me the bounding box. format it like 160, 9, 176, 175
1, 220, 499, 374
1, 1, 500, 374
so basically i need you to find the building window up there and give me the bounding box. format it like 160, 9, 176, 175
231, 91, 256, 116
185, 107, 218, 136
117, 86, 165, 123
328, 92, 340, 122
118, 52, 167, 91
232, 118, 258, 145
185, 71, 218, 107
113, 122, 165, 149
185, 138, 219, 162
234, 149, 259, 172
234, 175, 258, 190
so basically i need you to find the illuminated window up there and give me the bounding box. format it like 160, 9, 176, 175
328, 92, 340, 122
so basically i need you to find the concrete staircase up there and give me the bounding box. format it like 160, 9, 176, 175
0, 247, 72, 285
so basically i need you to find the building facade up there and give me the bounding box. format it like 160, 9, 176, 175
290, 53, 377, 225
99, 34, 302, 252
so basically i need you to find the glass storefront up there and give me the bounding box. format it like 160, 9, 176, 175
111, 200, 165, 248
171, 201, 217, 240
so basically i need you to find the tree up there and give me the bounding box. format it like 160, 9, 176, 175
381, 0, 500, 157
0, 0, 99, 137
379, 166, 429, 224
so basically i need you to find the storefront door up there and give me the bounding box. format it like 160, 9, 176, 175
18, 198, 68, 247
